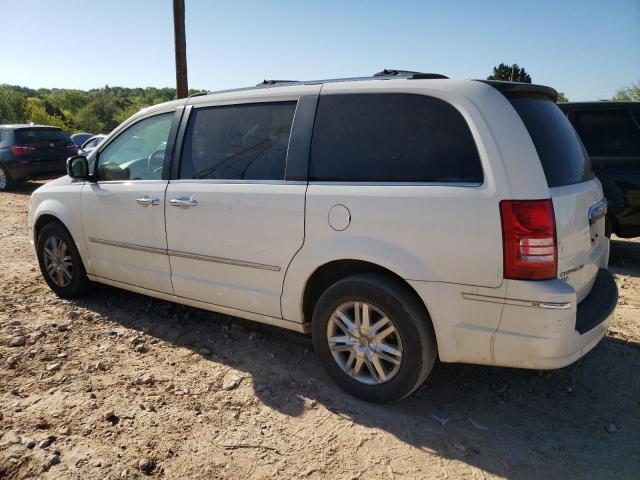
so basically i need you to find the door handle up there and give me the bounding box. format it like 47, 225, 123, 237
170, 197, 198, 208
136, 196, 160, 207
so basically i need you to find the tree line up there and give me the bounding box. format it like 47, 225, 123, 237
0, 85, 204, 134
1, 65, 638, 134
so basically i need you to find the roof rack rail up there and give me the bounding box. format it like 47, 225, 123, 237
257, 79, 300, 87
374, 69, 449, 80
188, 91, 209, 98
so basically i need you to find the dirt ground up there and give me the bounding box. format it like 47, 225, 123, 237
1, 181, 639, 480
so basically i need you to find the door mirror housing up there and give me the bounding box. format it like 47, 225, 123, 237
67, 155, 89, 180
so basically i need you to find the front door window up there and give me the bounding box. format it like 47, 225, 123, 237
97, 113, 174, 181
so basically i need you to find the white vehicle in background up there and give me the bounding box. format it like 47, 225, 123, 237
79, 134, 107, 155
28, 70, 618, 402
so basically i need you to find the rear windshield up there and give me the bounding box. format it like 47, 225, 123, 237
509, 96, 594, 188
15, 128, 71, 144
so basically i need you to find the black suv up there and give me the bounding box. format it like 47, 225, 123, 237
559, 102, 640, 238
0, 125, 78, 191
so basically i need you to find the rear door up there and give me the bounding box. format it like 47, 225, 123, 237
509, 97, 607, 301
14, 128, 76, 174
165, 91, 318, 317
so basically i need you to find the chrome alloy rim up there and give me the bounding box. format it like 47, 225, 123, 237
327, 301, 403, 385
0, 167, 6, 190
43, 235, 73, 287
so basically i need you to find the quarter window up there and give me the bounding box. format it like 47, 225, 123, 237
309, 93, 483, 183
572, 109, 640, 157
97, 112, 174, 181
179, 102, 297, 180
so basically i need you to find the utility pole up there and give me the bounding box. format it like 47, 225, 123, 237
173, 0, 188, 98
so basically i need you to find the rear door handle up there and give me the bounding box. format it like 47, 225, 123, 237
136, 196, 160, 207
170, 197, 198, 208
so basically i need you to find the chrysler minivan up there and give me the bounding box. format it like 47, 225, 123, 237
29, 71, 618, 402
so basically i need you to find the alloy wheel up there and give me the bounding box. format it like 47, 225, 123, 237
326, 301, 403, 385
43, 235, 73, 287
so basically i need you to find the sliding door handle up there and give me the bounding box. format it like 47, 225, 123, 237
170, 197, 198, 208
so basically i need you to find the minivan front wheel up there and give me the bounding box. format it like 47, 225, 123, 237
36, 222, 90, 298
312, 273, 437, 402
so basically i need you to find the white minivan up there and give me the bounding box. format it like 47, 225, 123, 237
29, 70, 618, 402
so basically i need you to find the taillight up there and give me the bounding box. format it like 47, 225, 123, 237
66, 144, 79, 155
500, 199, 557, 280
11, 146, 35, 157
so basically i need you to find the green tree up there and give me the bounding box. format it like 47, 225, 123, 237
488, 63, 532, 83
0, 84, 208, 133
25, 97, 69, 129
612, 81, 640, 101
0, 86, 26, 123
556, 92, 568, 103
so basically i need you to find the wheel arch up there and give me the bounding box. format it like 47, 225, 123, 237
34, 213, 65, 242
32, 199, 91, 273
300, 259, 432, 331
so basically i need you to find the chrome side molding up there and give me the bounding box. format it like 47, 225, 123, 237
89, 237, 167, 255
167, 249, 280, 271
88, 237, 280, 271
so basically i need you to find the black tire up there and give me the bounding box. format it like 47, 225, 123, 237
311, 273, 437, 403
0, 164, 13, 192
36, 221, 90, 298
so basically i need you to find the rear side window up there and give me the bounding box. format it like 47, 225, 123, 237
15, 128, 71, 144
179, 102, 297, 181
509, 97, 594, 188
309, 93, 483, 183
572, 109, 640, 157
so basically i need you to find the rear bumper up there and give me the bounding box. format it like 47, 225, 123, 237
6, 159, 66, 181
409, 269, 618, 370
491, 269, 617, 369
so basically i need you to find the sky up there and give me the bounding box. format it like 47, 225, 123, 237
0, 0, 638, 101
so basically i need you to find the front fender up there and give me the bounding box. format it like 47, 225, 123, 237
31, 186, 92, 273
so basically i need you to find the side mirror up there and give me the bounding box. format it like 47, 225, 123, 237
66, 155, 89, 180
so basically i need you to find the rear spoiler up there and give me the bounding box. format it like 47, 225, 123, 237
474, 80, 558, 102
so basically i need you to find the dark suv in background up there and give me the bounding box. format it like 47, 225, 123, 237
0, 125, 78, 191
559, 102, 640, 238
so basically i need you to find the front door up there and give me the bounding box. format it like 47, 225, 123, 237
165, 100, 306, 317
81, 111, 176, 294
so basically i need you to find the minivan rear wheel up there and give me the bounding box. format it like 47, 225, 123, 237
312, 273, 437, 402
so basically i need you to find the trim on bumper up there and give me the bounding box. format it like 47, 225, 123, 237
461, 292, 571, 310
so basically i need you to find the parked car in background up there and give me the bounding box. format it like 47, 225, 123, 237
79, 134, 107, 155
71, 133, 94, 147
29, 72, 618, 402
559, 102, 640, 238
0, 125, 78, 191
